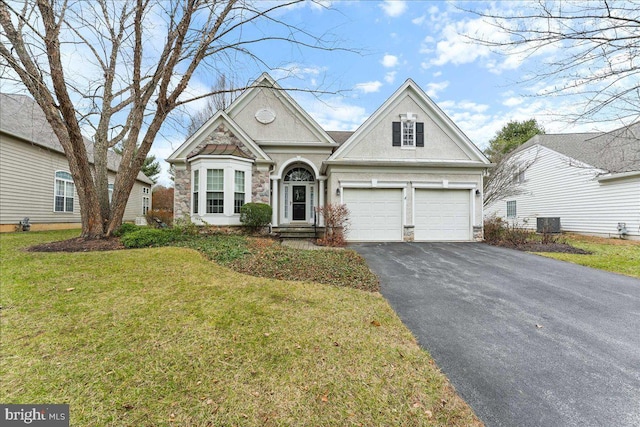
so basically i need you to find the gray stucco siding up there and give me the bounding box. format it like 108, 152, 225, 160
338, 96, 472, 161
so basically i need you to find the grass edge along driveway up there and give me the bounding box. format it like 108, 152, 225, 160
0, 230, 481, 426
534, 233, 640, 279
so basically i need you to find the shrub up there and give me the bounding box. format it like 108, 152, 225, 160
316, 203, 350, 247
121, 228, 183, 248
240, 203, 272, 230
483, 215, 505, 244
173, 216, 200, 236
112, 222, 140, 237
145, 209, 173, 228
503, 222, 533, 246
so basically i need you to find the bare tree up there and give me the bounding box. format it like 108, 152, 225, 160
186, 74, 238, 136
483, 119, 544, 207
483, 149, 538, 208
0, 0, 346, 238
464, 1, 640, 125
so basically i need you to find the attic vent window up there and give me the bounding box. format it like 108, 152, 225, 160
255, 108, 276, 124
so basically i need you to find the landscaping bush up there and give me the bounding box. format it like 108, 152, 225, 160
112, 222, 140, 237
240, 203, 272, 230
316, 203, 350, 247
483, 215, 505, 244
173, 216, 200, 236
120, 228, 183, 248
145, 209, 173, 228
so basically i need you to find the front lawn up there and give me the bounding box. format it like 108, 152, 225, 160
535, 233, 640, 279
0, 230, 481, 426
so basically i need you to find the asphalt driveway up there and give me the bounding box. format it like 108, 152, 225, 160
353, 242, 640, 427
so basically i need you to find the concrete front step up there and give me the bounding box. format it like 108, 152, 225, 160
274, 226, 325, 239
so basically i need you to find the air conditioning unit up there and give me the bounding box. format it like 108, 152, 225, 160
537, 217, 561, 233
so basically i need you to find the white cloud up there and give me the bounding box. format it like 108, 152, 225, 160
412, 15, 426, 25
354, 81, 383, 93
430, 18, 494, 67
300, 95, 368, 131
384, 71, 397, 84
503, 97, 523, 107
381, 54, 399, 68
425, 81, 449, 98
432, 71, 442, 78
379, 0, 407, 18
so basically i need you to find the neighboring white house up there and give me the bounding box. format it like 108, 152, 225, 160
167, 73, 493, 242
0, 93, 153, 232
485, 123, 640, 240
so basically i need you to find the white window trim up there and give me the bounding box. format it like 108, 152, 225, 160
190, 157, 253, 225
53, 170, 74, 213
400, 113, 416, 149
506, 200, 517, 218
142, 187, 150, 215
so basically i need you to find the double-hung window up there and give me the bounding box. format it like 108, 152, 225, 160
54, 171, 74, 212
192, 170, 199, 214
207, 169, 224, 214
402, 120, 415, 147
393, 114, 424, 148
506, 200, 517, 218
234, 170, 245, 214
142, 187, 150, 215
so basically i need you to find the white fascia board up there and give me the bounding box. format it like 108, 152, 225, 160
339, 180, 408, 189
324, 159, 492, 168
597, 170, 640, 182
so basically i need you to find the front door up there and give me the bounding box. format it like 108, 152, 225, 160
292, 185, 306, 221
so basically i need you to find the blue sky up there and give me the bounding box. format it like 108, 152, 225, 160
149, 0, 627, 186
4, 0, 620, 186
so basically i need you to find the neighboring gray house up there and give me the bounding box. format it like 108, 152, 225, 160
168, 73, 492, 241
485, 123, 640, 240
0, 93, 153, 232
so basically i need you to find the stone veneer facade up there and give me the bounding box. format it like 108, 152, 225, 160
173, 124, 270, 219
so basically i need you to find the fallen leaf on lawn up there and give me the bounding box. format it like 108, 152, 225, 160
264, 333, 270, 337
333, 342, 340, 347
65, 288, 75, 292
412, 402, 422, 408
206, 399, 214, 405
370, 320, 381, 327
425, 410, 433, 418
320, 394, 329, 403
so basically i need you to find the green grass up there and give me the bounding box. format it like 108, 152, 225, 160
0, 230, 481, 426
535, 233, 640, 279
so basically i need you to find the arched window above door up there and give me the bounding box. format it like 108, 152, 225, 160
284, 167, 314, 182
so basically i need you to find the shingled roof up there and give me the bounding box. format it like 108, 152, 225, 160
187, 144, 253, 159
0, 93, 153, 184
519, 123, 640, 173
326, 131, 354, 145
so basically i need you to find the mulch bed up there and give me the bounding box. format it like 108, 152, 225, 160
26, 237, 125, 253
492, 242, 591, 254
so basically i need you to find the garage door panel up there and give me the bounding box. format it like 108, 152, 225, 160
344, 189, 402, 241
415, 190, 471, 241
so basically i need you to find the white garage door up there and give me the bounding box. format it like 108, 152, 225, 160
414, 189, 471, 241
343, 188, 403, 241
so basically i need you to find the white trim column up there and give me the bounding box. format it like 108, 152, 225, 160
271, 177, 279, 226
318, 176, 327, 227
